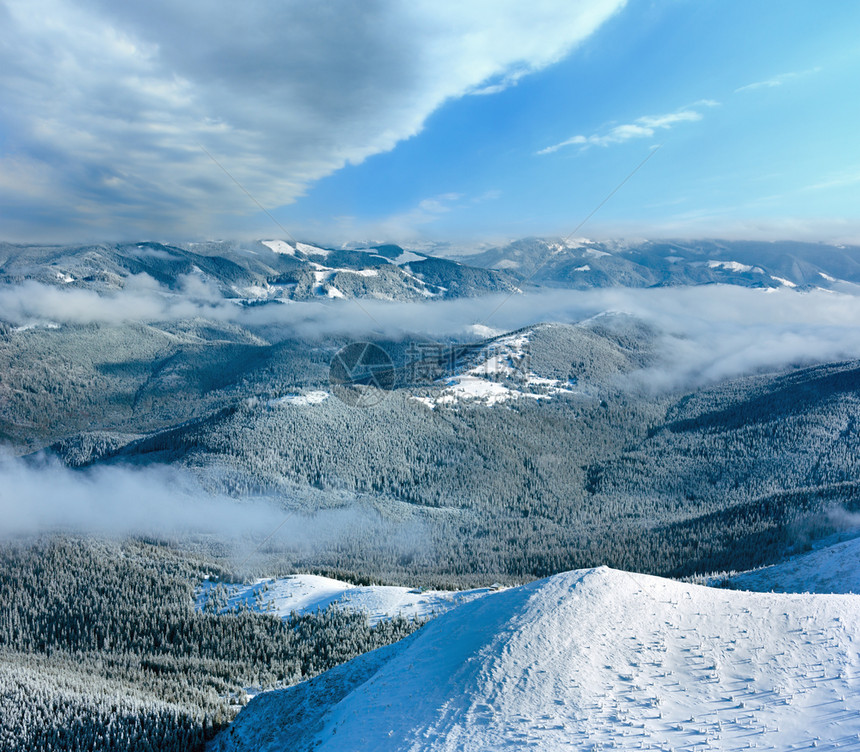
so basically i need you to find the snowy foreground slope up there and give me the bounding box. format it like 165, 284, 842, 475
211, 567, 860, 751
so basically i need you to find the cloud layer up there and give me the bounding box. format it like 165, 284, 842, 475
5, 275, 860, 392
0, 0, 625, 240
0, 452, 428, 566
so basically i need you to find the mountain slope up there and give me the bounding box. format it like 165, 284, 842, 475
0, 240, 519, 302
462, 237, 860, 291
730, 534, 860, 594
212, 567, 860, 751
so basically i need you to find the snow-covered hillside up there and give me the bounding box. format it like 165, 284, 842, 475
197, 574, 495, 626
412, 329, 578, 408
729, 535, 860, 594
211, 567, 860, 751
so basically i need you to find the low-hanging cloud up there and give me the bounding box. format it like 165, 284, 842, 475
0, 0, 626, 241
0, 452, 428, 566
6, 276, 860, 392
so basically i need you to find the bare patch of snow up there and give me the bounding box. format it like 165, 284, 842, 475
197, 573, 494, 626
267, 391, 329, 407
394, 251, 425, 265
261, 240, 295, 255
771, 275, 798, 288
584, 247, 610, 258
708, 259, 753, 273
296, 242, 331, 257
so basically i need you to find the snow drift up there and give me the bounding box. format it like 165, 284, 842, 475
211, 567, 860, 751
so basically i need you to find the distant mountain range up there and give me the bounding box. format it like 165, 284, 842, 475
2, 237, 858, 303
0, 240, 519, 302
458, 237, 860, 291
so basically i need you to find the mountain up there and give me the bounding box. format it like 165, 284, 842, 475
729, 534, 860, 594
460, 237, 860, 291
24, 319, 860, 585
0, 240, 519, 302
6, 237, 860, 306
211, 566, 860, 751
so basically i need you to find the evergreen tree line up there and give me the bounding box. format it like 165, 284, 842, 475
0, 538, 419, 752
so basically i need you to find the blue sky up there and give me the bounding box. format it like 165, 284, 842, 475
278, 1, 860, 244
1, 1, 858, 244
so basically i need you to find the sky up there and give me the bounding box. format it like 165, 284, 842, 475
0, 0, 858, 245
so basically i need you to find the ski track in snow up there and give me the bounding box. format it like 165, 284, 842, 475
213, 567, 860, 751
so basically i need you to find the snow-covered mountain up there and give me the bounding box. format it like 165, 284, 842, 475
6, 236, 860, 307
461, 237, 860, 291
0, 240, 519, 302
211, 567, 860, 751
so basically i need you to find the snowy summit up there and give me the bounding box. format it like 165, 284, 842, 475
212, 567, 860, 751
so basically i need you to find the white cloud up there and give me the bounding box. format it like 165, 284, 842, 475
538, 103, 713, 155
0, 0, 626, 240
0, 453, 427, 558
734, 67, 821, 93
6, 275, 860, 393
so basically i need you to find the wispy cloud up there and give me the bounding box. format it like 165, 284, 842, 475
537, 102, 717, 155
322, 190, 501, 241
735, 67, 821, 93
804, 168, 860, 192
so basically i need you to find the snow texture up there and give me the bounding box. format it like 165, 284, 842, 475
213, 567, 860, 751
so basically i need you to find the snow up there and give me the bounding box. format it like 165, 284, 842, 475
563, 237, 594, 248
584, 247, 611, 258
235, 284, 270, 299
12, 322, 60, 332
261, 240, 295, 255
730, 535, 860, 594
55, 271, 74, 283
771, 275, 798, 288
573, 264, 590, 272
708, 260, 753, 273
267, 391, 329, 407
467, 324, 503, 339
433, 375, 533, 406
412, 331, 575, 408
394, 251, 425, 265
213, 567, 860, 752
197, 573, 494, 626
326, 286, 345, 299
296, 242, 331, 257
820, 271, 838, 282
